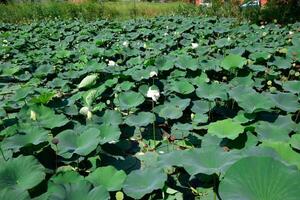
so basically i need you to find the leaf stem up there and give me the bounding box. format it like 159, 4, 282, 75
152, 100, 156, 149
0, 146, 8, 161
295, 110, 300, 122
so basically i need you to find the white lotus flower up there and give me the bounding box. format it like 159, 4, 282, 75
80, 107, 93, 120
87, 111, 93, 120
30, 110, 37, 121
149, 71, 158, 78
79, 106, 89, 115
108, 60, 116, 66
122, 41, 129, 47
191, 43, 199, 49
147, 87, 160, 102
289, 31, 294, 35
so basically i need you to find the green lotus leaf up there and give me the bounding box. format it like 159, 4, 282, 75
0, 156, 45, 191
19, 105, 69, 129
221, 54, 246, 70
124, 112, 155, 127
30, 91, 56, 104
196, 82, 228, 101
0, 188, 30, 200
182, 147, 241, 176
114, 91, 145, 110
175, 55, 198, 71
118, 81, 135, 91
78, 74, 98, 89
55, 128, 100, 158
290, 134, 300, 150
229, 74, 254, 87
255, 121, 290, 142
262, 141, 300, 169
169, 80, 195, 94
206, 118, 244, 140
191, 100, 213, 114
82, 89, 98, 107
155, 55, 174, 71
101, 110, 122, 125
49, 171, 84, 186
219, 156, 300, 200
99, 124, 121, 144
158, 105, 183, 120
1, 123, 49, 152
123, 168, 167, 199
268, 92, 300, 112
282, 81, 300, 94
171, 123, 193, 139
86, 166, 126, 191
48, 181, 109, 200
168, 96, 191, 110
215, 38, 232, 48
229, 86, 274, 113
249, 51, 271, 62
271, 56, 292, 69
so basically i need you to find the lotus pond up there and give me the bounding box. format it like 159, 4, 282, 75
0, 17, 300, 200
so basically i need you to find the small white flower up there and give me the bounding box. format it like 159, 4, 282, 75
3, 39, 7, 43
158, 150, 165, 154
289, 31, 294, 35
149, 71, 158, 78
191, 43, 199, 49
143, 43, 147, 49
262, 32, 267, 37
227, 37, 231, 41
30, 110, 37, 121
122, 41, 129, 47
108, 60, 116, 66
260, 25, 265, 29
147, 87, 160, 102
164, 32, 168, 36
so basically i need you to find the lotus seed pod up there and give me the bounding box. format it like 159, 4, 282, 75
267, 80, 272, 86
289, 70, 295, 75
51, 138, 59, 145
30, 110, 37, 121
270, 86, 277, 93
116, 191, 124, 200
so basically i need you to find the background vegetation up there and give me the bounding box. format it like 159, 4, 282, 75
0, 0, 299, 24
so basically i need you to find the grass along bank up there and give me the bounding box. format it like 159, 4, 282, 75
0, 1, 194, 23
